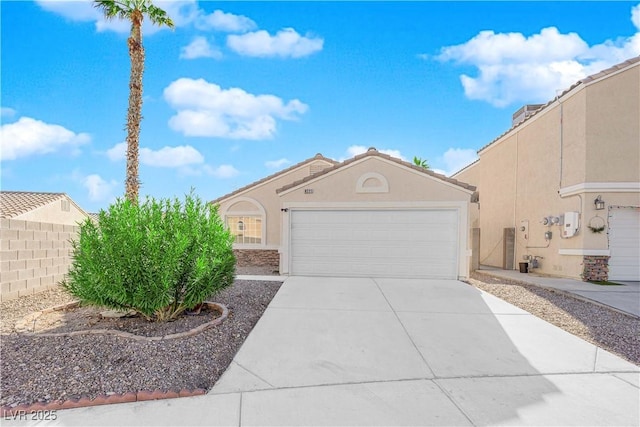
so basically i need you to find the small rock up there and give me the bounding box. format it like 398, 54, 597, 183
100, 309, 136, 319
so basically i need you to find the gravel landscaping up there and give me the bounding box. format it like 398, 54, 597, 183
0, 279, 282, 408
468, 271, 640, 366
2, 271, 638, 409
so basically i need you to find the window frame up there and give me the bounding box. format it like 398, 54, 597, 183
226, 215, 263, 245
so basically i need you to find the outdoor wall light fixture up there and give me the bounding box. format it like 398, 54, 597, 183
594, 195, 605, 210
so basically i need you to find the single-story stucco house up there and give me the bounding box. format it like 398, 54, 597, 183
0, 191, 90, 301
213, 148, 476, 279
453, 56, 640, 282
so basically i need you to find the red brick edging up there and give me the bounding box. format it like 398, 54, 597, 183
1, 388, 207, 415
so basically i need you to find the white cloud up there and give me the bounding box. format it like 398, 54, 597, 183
37, 0, 211, 35
632, 4, 640, 30
204, 164, 239, 178
83, 174, 118, 202
265, 158, 291, 169
94, 0, 198, 35
36, 0, 98, 21
37, 0, 258, 38
227, 28, 323, 58
195, 9, 256, 33
344, 145, 406, 161
436, 4, 640, 107
142, 145, 204, 167
435, 148, 478, 176
107, 142, 204, 168
164, 78, 308, 140
0, 117, 90, 161
180, 36, 222, 59
36, 0, 190, 34
106, 142, 126, 161
1, 107, 17, 118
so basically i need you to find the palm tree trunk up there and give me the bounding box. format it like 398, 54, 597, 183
125, 10, 145, 204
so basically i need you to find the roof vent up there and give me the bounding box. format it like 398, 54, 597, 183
512, 104, 544, 126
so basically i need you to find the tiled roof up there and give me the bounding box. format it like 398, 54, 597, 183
0, 191, 67, 219
276, 148, 476, 194
211, 153, 338, 204
478, 55, 640, 154
88, 212, 100, 221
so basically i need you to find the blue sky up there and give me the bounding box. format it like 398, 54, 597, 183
2, 1, 639, 212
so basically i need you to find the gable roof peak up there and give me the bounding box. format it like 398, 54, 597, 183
276, 148, 476, 194
211, 152, 338, 204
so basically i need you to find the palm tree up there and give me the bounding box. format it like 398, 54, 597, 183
94, 0, 174, 204
413, 156, 430, 169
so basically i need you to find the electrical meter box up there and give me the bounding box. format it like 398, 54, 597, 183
563, 211, 580, 238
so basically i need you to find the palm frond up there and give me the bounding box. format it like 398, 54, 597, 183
146, 4, 175, 28
93, 0, 130, 20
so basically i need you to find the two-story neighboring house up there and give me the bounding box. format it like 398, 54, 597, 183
454, 56, 640, 282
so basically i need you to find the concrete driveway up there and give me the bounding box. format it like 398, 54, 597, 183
20, 276, 639, 426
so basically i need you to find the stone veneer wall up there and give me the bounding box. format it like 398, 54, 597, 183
0, 218, 78, 301
582, 255, 609, 282
233, 249, 279, 269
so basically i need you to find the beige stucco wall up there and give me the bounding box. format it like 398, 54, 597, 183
16, 198, 88, 225
216, 159, 334, 248
469, 62, 640, 279
559, 89, 587, 187
475, 133, 518, 268
585, 64, 640, 183
452, 162, 480, 230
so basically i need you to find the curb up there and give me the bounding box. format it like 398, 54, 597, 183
1, 388, 207, 416
471, 271, 640, 320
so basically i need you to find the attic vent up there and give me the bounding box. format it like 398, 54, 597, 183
512, 104, 544, 126
309, 164, 326, 175
61, 199, 70, 212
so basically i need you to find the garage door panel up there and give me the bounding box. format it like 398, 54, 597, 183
290, 209, 459, 279
608, 208, 640, 281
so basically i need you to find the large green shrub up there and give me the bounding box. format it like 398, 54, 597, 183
63, 192, 235, 321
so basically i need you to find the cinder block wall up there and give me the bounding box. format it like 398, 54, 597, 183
0, 218, 78, 301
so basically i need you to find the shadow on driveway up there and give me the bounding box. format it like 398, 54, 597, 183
210, 276, 639, 426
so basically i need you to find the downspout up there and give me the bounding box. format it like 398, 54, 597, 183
558, 95, 564, 189
513, 131, 519, 268
556, 93, 582, 237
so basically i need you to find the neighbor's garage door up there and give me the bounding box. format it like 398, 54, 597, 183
290, 209, 459, 279
608, 208, 640, 281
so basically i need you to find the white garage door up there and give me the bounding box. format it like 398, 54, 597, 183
290, 209, 459, 279
608, 208, 640, 281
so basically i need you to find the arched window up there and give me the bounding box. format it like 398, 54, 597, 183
223, 197, 266, 246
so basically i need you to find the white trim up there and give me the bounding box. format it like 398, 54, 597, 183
356, 172, 389, 193
282, 201, 469, 210
559, 182, 640, 197
280, 201, 469, 280
277, 156, 475, 197
559, 249, 610, 256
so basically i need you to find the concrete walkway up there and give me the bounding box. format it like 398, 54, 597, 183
9, 276, 639, 426
476, 266, 640, 318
